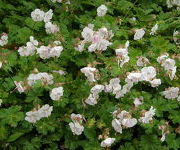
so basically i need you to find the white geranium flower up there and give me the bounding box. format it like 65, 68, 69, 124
157, 54, 177, 80
167, 0, 180, 8
105, 78, 121, 94
69, 113, 84, 135
80, 67, 97, 82
50, 87, 64, 101
31, 9, 45, 22
0, 33, 8, 46
136, 56, 149, 67
85, 84, 104, 105
121, 118, 137, 128
139, 106, 156, 124
69, 122, 84, 135
44, 9, 53, 23
37, 45, 63, 59
27, 72, 54, 86
14, 81, 26, 93
141, 66, 156, 81
134, 28, 145, 40
112, 119, 122, 133
81, 26, 94, 42
97, 5, 108, 17
134, 97, 143, 107
150, 79, 161, 87
125, 72, 142, 83
18, 36, 38, 56
100, 138, 115, 148
25, 104, 53, 123
115, 41, 130, 67
150, 24, 158, 35
163, 87, 179, 99
45, 22, 59, 34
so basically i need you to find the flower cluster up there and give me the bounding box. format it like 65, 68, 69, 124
115, 41, 130, 67
37, 43, 63, 59
139, 106, 156, 124
80, 66, 98, 82
163, 87, 179, 100
157, 54, 177, 80
112, 110, 137, 134
0, 33, 8, 46
75, 24, 113, 52
18, 36, 38, 56
85, 84, 104, 105
69, 113, 84, 135
25, 104, 53, 123
50, 86, 64, 101
27, 72, 54, 86
31, 9, 59, 34
97, 5, 108, 17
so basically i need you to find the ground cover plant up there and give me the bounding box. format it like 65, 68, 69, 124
0, 0, 180, 149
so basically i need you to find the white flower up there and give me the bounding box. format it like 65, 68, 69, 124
69, 122, 84, 135
0, 33, 8, 46
125, 72, 142, 83
150, 24, 158, 35
157, 54, 177, 80
173, 30, 180, 45
31, 9, 45, 22
139, 106, 156, 124
37, 45, 63, 59
115, 41, 130, 67
136, 56, 149, 67
177, 96, 180, 102
38, 104, 53, 118
52, 70, 66, 75
121, 118, 137, 128
85, 85, 104, 105
81, 26, 94, 42
80, 67, 97, 82
90, 84, 104, 95
50, 87, 64, 101
100, 138, 115, 148
45, 22, 59, 34
115, 82, 133, 98
141, 66, 156, 81
163, 87, 179, 99
25, 104, 53, 123
53, 40, 62, 45
134, 29, 145, 40
18, 36, 38, 56
150, 79, 161, 87
88, 36, 112, 52
70, 113, 83, 123
14, 81, 25, 93
27, 72, 54, 86
76, 25, 112, 53
112, 119, 122, 133
69, 113, 84, 135
97, 5, 108, 17
44, 9, 53, 23
134, 97, 143, 107
105, 78, 121, 94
